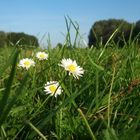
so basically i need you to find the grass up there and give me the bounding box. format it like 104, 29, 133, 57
0, 44, 140, 140
0, 18, 140, 139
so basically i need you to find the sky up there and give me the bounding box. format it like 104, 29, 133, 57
0, 0, 140, 47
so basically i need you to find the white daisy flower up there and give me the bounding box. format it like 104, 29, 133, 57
36, 52, 48, 60
44, 81, 62, 98
18, 58, 35, 70
59, 58, 84, 79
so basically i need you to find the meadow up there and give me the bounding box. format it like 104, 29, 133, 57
0, 36, 140, 140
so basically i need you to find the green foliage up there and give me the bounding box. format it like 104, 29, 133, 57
0, 31, 39, 48
56, 43, 63, 49
88, 19, 136, 47
0, 31, 7, 48
0, 44, 140, 139
136, 20, 140, 29
133, 20, 140, 42
7, 32, 39, 47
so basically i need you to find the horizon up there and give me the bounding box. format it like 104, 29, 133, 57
0, 0, 140, 47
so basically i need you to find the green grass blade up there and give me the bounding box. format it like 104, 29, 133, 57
78, 108, 97, 140
0, 73, 28, 126
88, 55, 104, 71
107, 66, 116, 128
26, 120, 48, 140
0, 48, 17, 77
0, 49, 19, 126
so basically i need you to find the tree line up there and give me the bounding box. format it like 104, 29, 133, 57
0, 31, 39, 48
88, 19, 140, 47
1, 19, 140, 48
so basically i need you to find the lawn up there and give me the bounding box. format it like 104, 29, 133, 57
0, 44, 140, 140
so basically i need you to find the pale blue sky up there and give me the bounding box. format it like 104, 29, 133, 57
0, 0, 140, 46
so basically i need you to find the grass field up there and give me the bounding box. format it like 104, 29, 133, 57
0, 41, 140, 140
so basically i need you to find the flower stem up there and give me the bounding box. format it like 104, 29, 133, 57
77, 108, 96, 140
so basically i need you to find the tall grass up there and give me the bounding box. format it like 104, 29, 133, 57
0, 18, 140, 140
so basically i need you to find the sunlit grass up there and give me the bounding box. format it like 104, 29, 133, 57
0, 44, 140, 140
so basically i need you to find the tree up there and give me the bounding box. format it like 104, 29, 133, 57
0, 31, 7, 47
136, 20, 140, 29
88, 19, 132, 47
7, 32, 39, 47
133, 20, 140, 40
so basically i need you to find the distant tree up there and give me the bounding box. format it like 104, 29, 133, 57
7, 32, 39, 47
88, 19, 132, 47
136, 20, 140, 29
56, 43, 63, 48
0, 31, 7, 47
133, 20, 140, 39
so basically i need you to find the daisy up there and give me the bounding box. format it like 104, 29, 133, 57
44, 81, 62, 98
36, 52, 48, 60
59, 58, 84, 79
18, 58, 35, 70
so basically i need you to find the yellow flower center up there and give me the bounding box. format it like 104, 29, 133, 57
67, 64, 76, 72
49, 85, 57, 93
24, 61, 30, 66
39, 54, 45, 58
